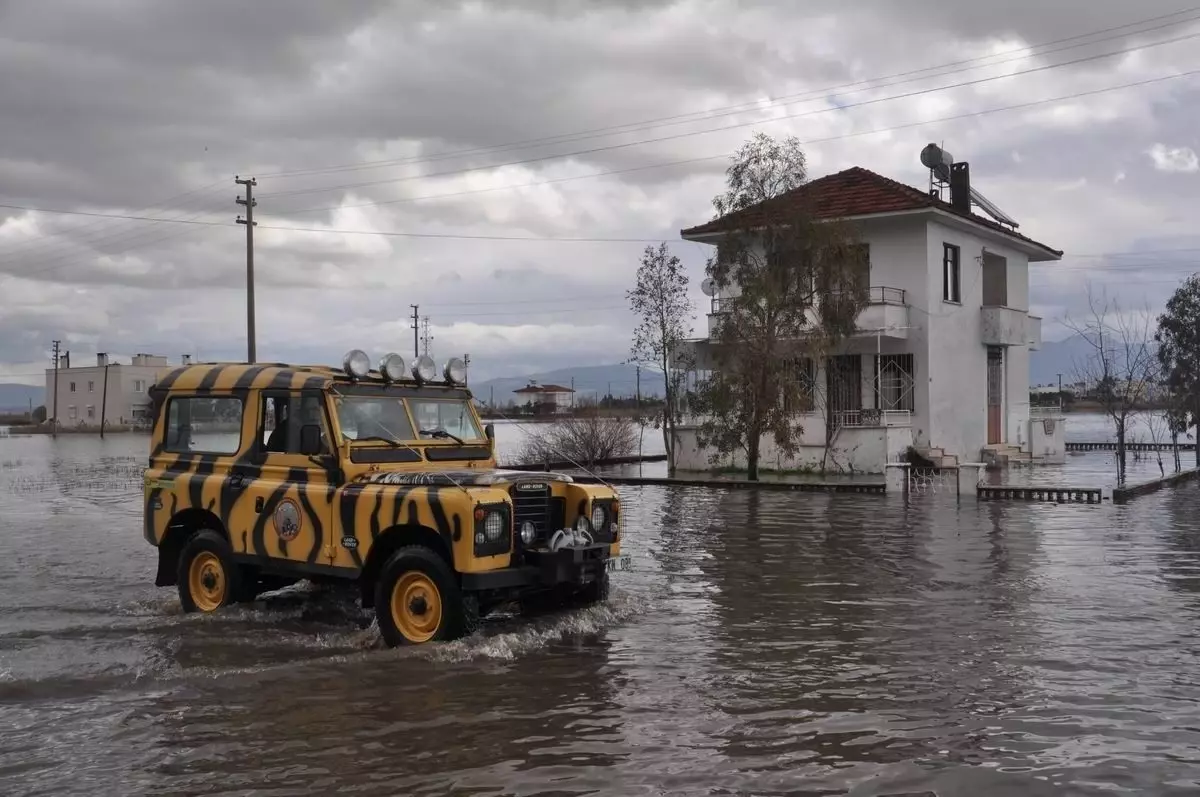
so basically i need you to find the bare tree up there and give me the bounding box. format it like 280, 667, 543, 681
516, 410, 638, 469
1064, 286, 1158, 485
692, 132, 868, 480
627, 242, 694, 476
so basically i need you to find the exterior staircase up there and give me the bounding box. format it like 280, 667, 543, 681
914, 446, 959, 468
981, 443, 1044, 468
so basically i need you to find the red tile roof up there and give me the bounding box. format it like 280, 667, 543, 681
680, 166, 1061, 258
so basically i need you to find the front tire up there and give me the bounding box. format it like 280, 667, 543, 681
374, 546, 476, 647
177, 530, 243, 613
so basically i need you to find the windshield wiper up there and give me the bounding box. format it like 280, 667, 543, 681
420, 428, 465, 445
353, 435, 402, 446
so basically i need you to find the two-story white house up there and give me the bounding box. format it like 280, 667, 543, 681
673, 161, 1063, 474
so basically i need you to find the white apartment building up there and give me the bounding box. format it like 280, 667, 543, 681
674, 158, 1064, 474
45, 353, 180, 428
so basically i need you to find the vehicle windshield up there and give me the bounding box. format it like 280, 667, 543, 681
333, 395, 483, 443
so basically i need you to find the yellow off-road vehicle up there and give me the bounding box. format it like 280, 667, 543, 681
142, 350, 629, 646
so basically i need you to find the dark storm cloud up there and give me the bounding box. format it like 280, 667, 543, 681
2, 0, 1199, 381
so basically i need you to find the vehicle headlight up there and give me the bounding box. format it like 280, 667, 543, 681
342, 349, 371, 379
520, 521, 536, 544
574, 515, 590, 533
380, 352, 407, 382
411, 354, 437, 383
444, 356, 467, 385
484, 510, 505, 542
590, 504, 606, 531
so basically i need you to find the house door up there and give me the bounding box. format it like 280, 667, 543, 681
987, 346, 1003, 444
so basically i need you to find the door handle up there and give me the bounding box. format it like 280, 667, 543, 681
255, 496, 265, 513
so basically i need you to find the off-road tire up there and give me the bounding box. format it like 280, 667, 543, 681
374, 546, 475, 647
575, 570, 611, 606
177, 530, 244, 613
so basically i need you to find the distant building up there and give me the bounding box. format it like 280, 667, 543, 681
513, 381, 575, 414
44, 352, 183, 428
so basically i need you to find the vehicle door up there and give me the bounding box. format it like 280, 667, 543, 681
232, 388, 339, 568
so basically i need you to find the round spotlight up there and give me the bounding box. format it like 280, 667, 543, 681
380, 352, 407, 382
520, 521, 536, 545
342, 349, 371, 379
444, 357, 467, 385
411, 354, 437, 382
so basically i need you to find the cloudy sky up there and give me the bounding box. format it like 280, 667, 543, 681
2, 0, 1199, 386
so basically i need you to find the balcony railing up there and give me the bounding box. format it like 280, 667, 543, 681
831, 409, 913, 428
710, 286, 906, 316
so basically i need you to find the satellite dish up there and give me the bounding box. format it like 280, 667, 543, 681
701, 278, 716, 297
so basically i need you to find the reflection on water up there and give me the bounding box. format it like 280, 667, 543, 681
2, 434, 1200, 795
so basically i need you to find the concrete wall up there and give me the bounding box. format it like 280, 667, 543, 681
923, 221, 1033, 461
1028, 413, 1066, 463
673, 423, 913, 475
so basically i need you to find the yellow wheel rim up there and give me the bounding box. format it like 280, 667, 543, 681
390, 572, 442, 643
188, 551, 227, 612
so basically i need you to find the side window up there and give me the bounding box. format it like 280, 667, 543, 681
261, 391, 330, 454
942, 243, 961, 303
165, 396, 243, 454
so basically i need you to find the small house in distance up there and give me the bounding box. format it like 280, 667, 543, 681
513, 381, 575, 415
44, 352, 180, 429
674, 144, 1066, 474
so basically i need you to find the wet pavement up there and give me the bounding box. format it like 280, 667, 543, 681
3, 433, 1200, 795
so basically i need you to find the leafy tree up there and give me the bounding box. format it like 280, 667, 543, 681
1155, 274, 1200, 468
1065, 286, 1158, 485
692, 132, 868, 480
32, 405, 47, 424
627, 242, 693, 476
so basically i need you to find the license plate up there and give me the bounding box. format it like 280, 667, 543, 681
605, 554, 632, 572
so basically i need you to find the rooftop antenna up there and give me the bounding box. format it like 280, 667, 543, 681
920, 142, 1019, 229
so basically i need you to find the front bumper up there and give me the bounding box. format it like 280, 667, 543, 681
461, 542, 619, 592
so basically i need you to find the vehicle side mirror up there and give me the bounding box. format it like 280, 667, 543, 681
484, 423, 495, 450
299, 424, 323, 456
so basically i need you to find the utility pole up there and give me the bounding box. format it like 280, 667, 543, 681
410, 304, 420, 358
420, 317, 433, 356
235, 176, 258, 363
99, 356, 109, 439
51, 340, 60, 439
570, 376, 575, 410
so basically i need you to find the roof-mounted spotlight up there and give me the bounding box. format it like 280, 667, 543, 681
342, 349, 371, 380
411, 354, 437, 383
444, 357, 467, 385
380, 352, 407, 382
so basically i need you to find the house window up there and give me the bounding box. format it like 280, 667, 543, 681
133, 380, 146, 393
86, 405, 95, 419
68, 406, 77, 420
874, 354, 915, 412
782, 357, 817, 413
943, 243, 961, 303
69, 382, 76, 393
88, 381, 94, 392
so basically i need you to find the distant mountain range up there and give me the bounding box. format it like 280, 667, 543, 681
0, 383, 44, 412
469, 363, 666, 405
1029, 336, 1159, 387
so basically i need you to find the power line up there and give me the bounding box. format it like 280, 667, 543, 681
258, 30, 1200, 202
254, 8, 1200, 182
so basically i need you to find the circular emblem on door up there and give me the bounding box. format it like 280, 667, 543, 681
273, 498, 302, 541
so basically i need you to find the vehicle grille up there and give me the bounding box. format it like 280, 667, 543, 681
510, 483, 555, 547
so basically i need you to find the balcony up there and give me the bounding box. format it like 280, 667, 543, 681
980, 305, 1030, 347
707, 286, 909, 339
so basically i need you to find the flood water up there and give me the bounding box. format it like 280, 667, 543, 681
4, 434, 1200, 795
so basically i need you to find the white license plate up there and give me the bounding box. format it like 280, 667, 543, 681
605, 554, 632, 572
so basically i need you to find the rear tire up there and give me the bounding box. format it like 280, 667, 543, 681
374, 546, 475, 647
177, 530, 243, 613
576, 570, 611, 605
